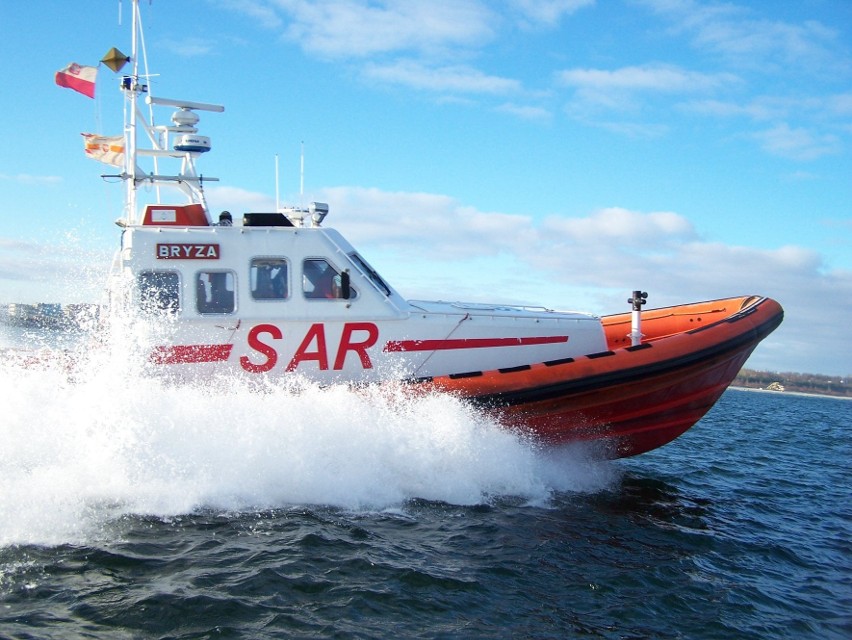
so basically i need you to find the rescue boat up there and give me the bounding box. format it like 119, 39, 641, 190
68, 1, 783, 457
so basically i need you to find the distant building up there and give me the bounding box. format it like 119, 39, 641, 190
1, 303, 102, 330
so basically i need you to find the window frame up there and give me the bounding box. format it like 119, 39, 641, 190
137, 270, 181, 316
195, 269, 237, 315
302, 258, 356, 301
250, 257, 290, 302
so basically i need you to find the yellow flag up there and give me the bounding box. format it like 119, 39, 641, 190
101, 47, 129, 73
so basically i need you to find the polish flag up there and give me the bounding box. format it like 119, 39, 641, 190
55, 63, 98, 98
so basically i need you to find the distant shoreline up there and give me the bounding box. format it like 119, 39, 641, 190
729, 386, 852, 401
734, 368, 850, 398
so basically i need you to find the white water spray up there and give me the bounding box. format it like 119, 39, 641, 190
0, 318, 619, 547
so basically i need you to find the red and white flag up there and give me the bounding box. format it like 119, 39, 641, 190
82, 133, 125, 167
55, 63, 98, 98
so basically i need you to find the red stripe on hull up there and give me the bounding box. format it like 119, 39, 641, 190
150, 344, 233, 365
384, 335, 568, 353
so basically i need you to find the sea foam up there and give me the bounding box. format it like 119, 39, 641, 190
0, 325, 619, 546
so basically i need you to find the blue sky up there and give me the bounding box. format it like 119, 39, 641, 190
1, 0, 850, 376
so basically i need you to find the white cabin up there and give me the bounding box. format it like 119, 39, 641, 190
113, 204, 607, 382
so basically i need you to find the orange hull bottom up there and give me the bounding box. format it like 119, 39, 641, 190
420, 296, 784, 458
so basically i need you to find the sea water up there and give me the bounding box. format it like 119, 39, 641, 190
0, 323, 849, 638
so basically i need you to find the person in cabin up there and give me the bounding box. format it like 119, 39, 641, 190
218, 211, 232, 226
303, 259, 339, 299
254, 263, 288, 300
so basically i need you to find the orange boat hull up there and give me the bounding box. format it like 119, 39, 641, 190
420, 296, 783, 458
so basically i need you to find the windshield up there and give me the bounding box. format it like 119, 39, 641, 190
349, 253, 391, 296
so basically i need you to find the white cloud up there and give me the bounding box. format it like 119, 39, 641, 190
302, 186, 821, 307
753, 123, 841, 161
160, 36, 216, 57
218, 0, 284, 29
681, 98, 783, 121
316, 186, 537, 259
636, 0, 851, 74
595, 120, 669, 138
557, 64, 740, 116
624, 2, 852, 160
543, 207, 695, 244
271, 0, 495, 59
828, 93, 852, 116
304, 185, 849, 374
363, 60, 521, 94
495, 103, 552, 121
0, 236, 110, 304
207, 186, 276, 214
0, 173, 62, 186
680, 96, 849, 160
215, 0, 849, 161
557, 64, 736, 93
681, 95, 833, 123
510, 0, 595, 26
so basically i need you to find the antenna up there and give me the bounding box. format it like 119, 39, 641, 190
300, 140, 304, 208
145, 95, 224, 112
275, 154, 280, 212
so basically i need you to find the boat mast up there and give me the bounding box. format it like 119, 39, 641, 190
119, 0, 223, 225
126, 0, 140, 223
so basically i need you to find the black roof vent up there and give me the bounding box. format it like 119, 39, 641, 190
242, 213, 294, 227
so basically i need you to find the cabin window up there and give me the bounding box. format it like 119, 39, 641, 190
196, 270, 236, 314
138, 270, 180, 315
302, 259, 354, 300
250, 258, 288, 300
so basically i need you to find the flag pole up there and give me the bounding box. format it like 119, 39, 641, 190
125, 0, 140, 223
